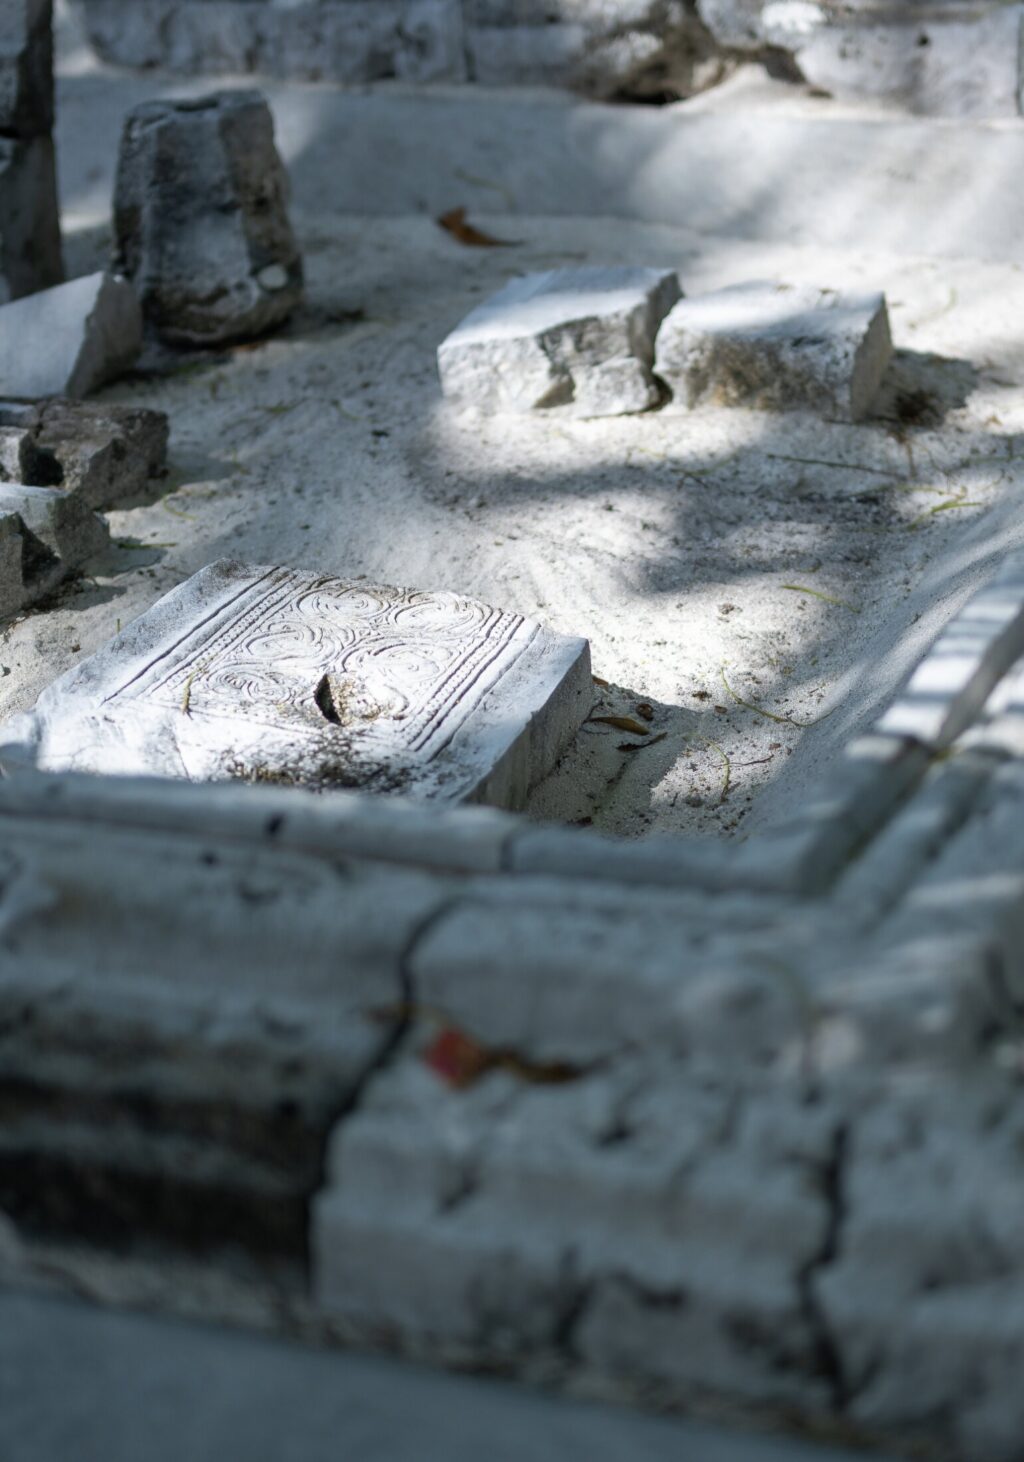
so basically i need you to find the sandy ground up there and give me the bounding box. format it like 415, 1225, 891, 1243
4, 22, 1024, 841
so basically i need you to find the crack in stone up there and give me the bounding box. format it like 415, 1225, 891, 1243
305, 896, 467, 1259
797, 1120, 850, 1412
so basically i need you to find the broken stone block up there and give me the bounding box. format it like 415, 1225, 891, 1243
113, 90, 304, 346
0, 480, 109, 568
0, 509, 49, 618
655, 280, 893, 423
0, 134, 63, 302
0, 483, 109, 618
0, 398, 169, 509
7, 560, 592, 806
0, 272, 142, 399
0, 0, 53, 138
437, 266, 682, 418
0, 400, 38, 479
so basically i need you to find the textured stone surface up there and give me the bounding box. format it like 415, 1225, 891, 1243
0, 272, 141, 399
0, 535, 1023, 1460
655, 280, 893, 422
0, 806, 449, 1254
0, 398, 169, 509
0, 480, 109, 567
0, 134, 62, 303
878, 548, 1024, 748
113, 90, 304, 345
3, 560, 592, 806
697, 0, 1023, 118
0, 482, 109, 618
313, 1055, 837, 1409
0, 0, 53, 137
0, 508, 62, 618
67, 0, 1024, 115
438, 266, 681, 417
78, 0, 466, 83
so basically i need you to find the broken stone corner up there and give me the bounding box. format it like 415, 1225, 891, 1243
0, 271, 143, 400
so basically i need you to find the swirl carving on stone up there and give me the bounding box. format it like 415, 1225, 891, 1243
112, 567, 538, 761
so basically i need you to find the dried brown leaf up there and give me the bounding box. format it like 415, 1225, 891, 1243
437, 207, 518, 248
589, 715, 650, 736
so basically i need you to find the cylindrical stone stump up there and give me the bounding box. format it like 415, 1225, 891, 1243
113, 90, 304, 346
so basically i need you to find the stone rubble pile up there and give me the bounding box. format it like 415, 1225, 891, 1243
438, 268, 894, 421
0, 398, 169, 510
0, 3, 301, 624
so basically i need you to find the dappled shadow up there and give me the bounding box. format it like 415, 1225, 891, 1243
869, 349, 979, 429
40, 53, 1024, 847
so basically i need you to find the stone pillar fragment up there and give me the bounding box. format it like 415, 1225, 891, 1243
113, 90, 304, 346
0, 0, 54, 137
0, 134, 62, 303
0, 0, 62, 303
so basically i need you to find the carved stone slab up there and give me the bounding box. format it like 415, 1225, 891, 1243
1, 560, 592, 808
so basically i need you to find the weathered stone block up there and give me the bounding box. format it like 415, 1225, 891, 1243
0, 0, 53, 138
438, 266, 682, 417
5, 560, 592, 806
466, 22, 588, 85
0, 802, 449, 1254
0, 508, 50, 618
0, 400, 37, 479
0, 480, 109, 568
879, 549, 1024, 749
78, 0, 466, 83
0, 134, 62, 303
0, 272, 142, 399
313, 1056, 836, 1410
655, 280, 893, 422
0, 482, 109, 618
794, 4, 1021, 120
113, 90, 304, 346
0, 398, 169, 509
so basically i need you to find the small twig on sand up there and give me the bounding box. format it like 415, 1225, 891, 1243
720, 667, 832, 729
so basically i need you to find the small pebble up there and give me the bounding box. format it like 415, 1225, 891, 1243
257, 264, 290, 292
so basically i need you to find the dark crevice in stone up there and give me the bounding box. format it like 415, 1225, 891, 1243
797, 1122, 850, 1412
19, 523, 59, 587
551, 1254, 594, 1359
0, 1149, 309, 1259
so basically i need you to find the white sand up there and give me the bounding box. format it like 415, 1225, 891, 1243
5, 31, 1024, 840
